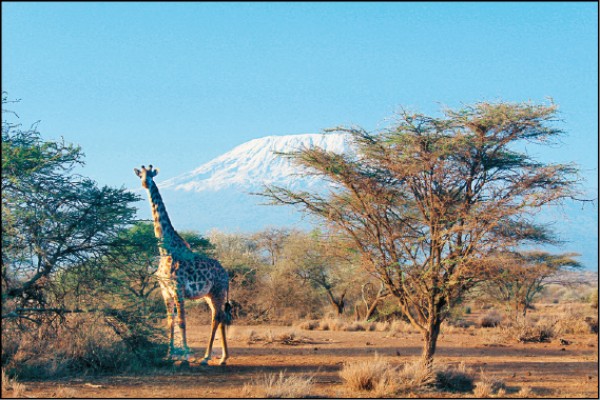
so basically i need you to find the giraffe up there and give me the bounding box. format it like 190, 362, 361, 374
134, 165, 232, 365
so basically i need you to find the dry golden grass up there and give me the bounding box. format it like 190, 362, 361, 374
257, 371, 314, 398
396, 359, 436, 392
516, 386, 532, 397
473, 368, 507, 398
50, 385, 78, 398
1, 369, 27, 398
339, 353, 395, 394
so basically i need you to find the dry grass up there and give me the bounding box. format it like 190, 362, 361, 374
339, 353, 395, 394
473, 368, 506, 397
396, 360, 436, 392
516, 386, 532, 397
340, 355, 480, 396
2, 368, 9, 388
388, 319, 417, 335
1, 369, 27, 398
50, 385, 78, 398
258, 371, 314, 398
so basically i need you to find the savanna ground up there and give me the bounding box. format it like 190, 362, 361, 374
2, 303, 598, 399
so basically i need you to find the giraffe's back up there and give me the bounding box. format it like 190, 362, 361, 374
181, 254, 229, 301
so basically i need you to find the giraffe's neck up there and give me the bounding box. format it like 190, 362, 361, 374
146, 181, 191, 256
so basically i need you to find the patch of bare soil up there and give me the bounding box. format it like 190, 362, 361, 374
5, 324, 599, 398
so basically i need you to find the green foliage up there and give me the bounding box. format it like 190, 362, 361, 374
2, 96, 140, 314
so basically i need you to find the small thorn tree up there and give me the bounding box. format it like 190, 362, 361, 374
261, 101, 583, 367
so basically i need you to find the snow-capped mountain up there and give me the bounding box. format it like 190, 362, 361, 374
136, 133, 355, 234
159, 133, 354, 192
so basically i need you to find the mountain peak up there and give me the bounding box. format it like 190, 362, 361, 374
159, 133, 354, 192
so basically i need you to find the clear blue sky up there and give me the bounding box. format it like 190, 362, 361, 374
3, 2, 597, 187
3, 3, 598, 268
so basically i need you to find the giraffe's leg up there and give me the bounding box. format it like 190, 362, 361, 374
201, 300, 218, 365
161, 287, 176, 358
174, 296, 191, 360
218, 321, 229, 366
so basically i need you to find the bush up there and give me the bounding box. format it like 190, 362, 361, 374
340, 354, 394, 393
434, 362, 476, 393
2, 312, 168, 379
517, 318, 555, 343
478, 309, 503, 328
585, 317, 598, 334
396, 360, 436, 392
297, 320, 320, 330
553, 307, 598, 335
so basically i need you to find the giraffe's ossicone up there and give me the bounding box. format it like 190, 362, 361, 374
134, 165, 232, 365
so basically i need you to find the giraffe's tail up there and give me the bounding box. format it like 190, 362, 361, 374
223, 301, 233, 326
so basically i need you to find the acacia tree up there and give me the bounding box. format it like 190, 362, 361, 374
280, 231, 361, 316
262, 101, 582, 366
484, 250, 582, 318
253, 227, 293, 266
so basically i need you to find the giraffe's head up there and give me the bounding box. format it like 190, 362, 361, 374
134, 165, 159, 189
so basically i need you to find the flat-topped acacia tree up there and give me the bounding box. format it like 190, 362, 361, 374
262, 101, 583, 367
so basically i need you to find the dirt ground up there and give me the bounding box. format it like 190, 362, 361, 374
5, 321, 598, 399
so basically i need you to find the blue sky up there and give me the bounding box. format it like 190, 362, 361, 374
2, 2, 598, 266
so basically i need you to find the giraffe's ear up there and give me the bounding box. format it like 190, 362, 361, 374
134, 168, 142, 177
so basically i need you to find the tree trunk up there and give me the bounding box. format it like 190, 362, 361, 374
325, 289, 345, 316
361, 282, 387, 321
421, 318, 442, 369
363, 298, 381, 321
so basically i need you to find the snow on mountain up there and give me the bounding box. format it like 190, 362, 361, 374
159, 133, 354, 192
135, 133, 354, 235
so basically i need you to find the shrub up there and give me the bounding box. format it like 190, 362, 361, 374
478, 309, 503, 328
339, 354, 394, 393
585, 317, 598, 334
297, 320, 320, 330
554, 307, 598, 335
517, 318, 556, 343
434, 362, 476, 393
345, 322, 367, 332
2, 313, 168, 379
396, 360, 436, 392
